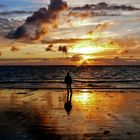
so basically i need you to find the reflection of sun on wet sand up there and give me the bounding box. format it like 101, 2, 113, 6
0, 89, 140, 139
73, 89, 96, 106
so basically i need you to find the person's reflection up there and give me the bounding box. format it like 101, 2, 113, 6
64, 92, 72, 115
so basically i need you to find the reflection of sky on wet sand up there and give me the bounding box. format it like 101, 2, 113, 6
0, 89, 140, 139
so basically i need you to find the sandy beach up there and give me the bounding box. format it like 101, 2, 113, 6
0, 89, 140, 140
0, 0, 140, 139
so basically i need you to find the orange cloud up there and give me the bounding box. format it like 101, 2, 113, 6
45, 44, 54, 51
11, 46, 20, 52
68, 11, 92, 19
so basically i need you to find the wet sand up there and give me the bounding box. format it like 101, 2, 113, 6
0, 89, 140, 140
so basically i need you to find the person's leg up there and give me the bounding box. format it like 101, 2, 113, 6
67, 84, 69, 93
70, 91, 72, 102
69, 84, 72, 94
67, 93, 69, 102
67, 84, 69, 101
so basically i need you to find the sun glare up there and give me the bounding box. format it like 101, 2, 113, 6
69, 41, 106, 55
82, 55, 93, 61
68, 27, 119, 58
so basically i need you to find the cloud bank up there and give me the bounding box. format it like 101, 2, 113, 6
7, 1, 140, 42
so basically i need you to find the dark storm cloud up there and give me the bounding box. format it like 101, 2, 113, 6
7, 0, 68, 41
71, 2, 140, 11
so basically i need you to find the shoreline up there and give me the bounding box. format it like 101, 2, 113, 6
1, 87, 140, 90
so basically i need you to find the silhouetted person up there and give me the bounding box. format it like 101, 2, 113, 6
64, 72, 72, 94
64, 72, 73, 115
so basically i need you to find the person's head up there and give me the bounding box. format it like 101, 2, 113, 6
67, 72, 70, 76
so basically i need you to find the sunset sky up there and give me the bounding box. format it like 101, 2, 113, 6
0, 0, 140, 65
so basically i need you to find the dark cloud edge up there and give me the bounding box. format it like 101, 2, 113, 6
0, 10, 33, 16
0, 4, 6, 8
71, 2, 140, 11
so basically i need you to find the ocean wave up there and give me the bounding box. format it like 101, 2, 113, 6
0, 65, 140, 89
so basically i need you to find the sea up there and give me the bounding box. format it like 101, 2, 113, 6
0, 65, 140, 89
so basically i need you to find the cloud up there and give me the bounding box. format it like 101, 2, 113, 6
71, 54, 82, 61
113, 38, 138, 49
87, 22, 112, 35
45, 44, 68, 53
42, 38, 91, 44
45, 44, 54, 51
58, 45, 67, 53
68, 2, 139, 19
0, 18, 23, 36
0, 10, 33, 16
117, 48, 129, 55
69, 11, 120, 18
7, 0, 68, 41
11, 46, 20, 52
89, 57, 140, 65
72, 2, 139, 11
68, 11, 92, 19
